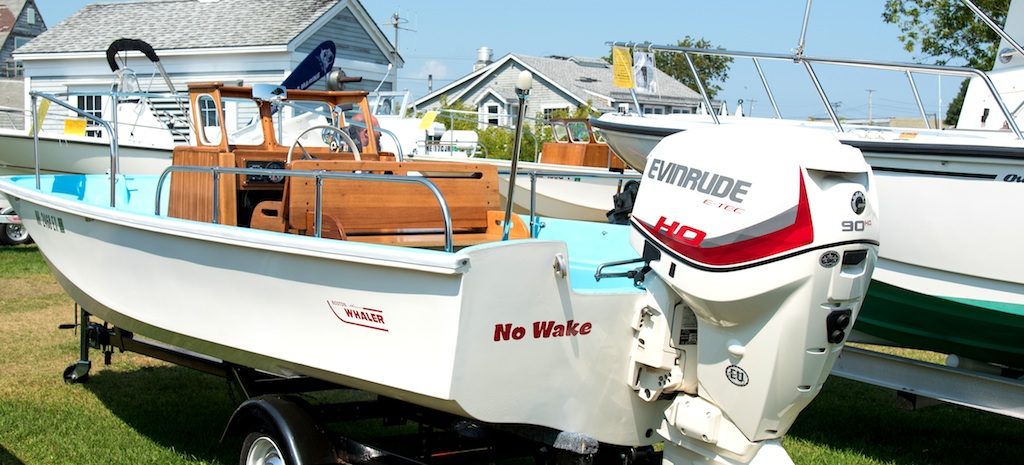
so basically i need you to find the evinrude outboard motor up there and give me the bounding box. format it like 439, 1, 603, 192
627, 125, 878, 465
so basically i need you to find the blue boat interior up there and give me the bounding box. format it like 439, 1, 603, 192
4, 174, 642, 294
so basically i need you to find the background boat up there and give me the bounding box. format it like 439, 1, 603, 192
593, 39, 1024, 370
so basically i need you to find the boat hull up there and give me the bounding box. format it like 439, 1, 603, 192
0, 130, 172, 175
856, 277, 1024, 367
594, 114, 1024, 366
0, 174, 663, 446
413, 155, 630, 222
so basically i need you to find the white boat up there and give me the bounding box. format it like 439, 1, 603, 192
0, 39, 188, 177
367, 91, 637, 222
369, 90, 482, 158
0, 82, 879, 465
0, 126, 174, 175
593, 38, 1024, 369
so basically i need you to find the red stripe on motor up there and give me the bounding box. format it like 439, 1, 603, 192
637, 173, 813, 266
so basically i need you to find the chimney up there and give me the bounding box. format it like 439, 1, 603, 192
474, 46, 493, 71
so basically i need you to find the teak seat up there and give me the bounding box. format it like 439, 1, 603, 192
249, 160, 529, 248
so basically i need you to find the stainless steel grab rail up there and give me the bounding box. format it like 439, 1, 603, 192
29, 89, 193, 207
154, 165, 455, 252
30, 91, 120, 206
608, 41, 1023, 139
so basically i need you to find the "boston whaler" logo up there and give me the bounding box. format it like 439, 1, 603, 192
328, 300, 388, 332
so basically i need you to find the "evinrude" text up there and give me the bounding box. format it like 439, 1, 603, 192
648, 158, 753, 203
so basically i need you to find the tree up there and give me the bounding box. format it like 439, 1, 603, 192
435, 96, 478, 131
476, 125, 542, 162
654, 37, 734, 99
605, 37, 733, 99
882, 0, 1009, 124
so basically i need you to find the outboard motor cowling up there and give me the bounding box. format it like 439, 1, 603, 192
626, 126, 878, 465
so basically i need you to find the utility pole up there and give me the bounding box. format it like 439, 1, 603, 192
866, 89, 875, 125
386, 12, 414, 90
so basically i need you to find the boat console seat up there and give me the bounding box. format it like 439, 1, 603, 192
250, 160, 529, 248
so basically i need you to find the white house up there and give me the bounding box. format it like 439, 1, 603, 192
14, 0, 401, 137
414, 49, 715, 128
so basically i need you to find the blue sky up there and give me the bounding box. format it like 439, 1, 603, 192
36, 0, 972, 121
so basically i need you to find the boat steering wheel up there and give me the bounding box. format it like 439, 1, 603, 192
286, 125, 361, 164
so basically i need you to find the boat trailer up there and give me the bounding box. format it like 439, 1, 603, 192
832, 345, 1024, 420
61, 305, 659, 465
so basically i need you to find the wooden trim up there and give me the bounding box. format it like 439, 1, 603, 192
167, 147, 238, 225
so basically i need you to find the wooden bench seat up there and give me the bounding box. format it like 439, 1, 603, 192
250, 160, 529, 248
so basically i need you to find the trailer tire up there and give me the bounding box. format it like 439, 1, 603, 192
223, 396, 335, 465
241, 431, 287, 465
1, 208, 31, 246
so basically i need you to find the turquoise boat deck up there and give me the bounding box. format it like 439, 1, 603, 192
3, 174, 644, 294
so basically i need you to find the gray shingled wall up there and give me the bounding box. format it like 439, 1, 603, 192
1, 0, 46, 77
0, 78, 24, 128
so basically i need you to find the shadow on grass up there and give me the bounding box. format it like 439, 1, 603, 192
83, 365, 238, 464
0, 245, 49, 277
789, 377, 1024, 465
0, 245, 38, 255
0, 443, 26, 465
76, 358, 1024, 465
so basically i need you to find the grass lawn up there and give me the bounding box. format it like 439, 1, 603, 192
1, 244, 1022, 465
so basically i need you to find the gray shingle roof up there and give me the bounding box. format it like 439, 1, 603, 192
17, 0, 338, 54
515, 54, 703, 107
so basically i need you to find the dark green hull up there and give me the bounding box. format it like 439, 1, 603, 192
855, 280, 1024, 369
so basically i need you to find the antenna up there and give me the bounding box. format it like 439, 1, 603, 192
384, 12, 415, 90
866, 89, 875, 125
795, 0, 814, 57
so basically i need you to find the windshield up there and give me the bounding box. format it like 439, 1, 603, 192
567, 121, 591, 143
271, 100, 333, 147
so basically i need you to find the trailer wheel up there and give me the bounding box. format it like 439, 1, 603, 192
241, 431, 286, 465
1, 208, 30, 246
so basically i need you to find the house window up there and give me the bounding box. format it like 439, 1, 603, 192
479, 103, 502, 128
26, 7, 36, 24
2, 60, 22, 78
13, 36, 31, 50
487, 104, 499, 126
671, 108, 691, 114
642, 105, 665, 115
76, 95, 103, 138
543, 107, 569, 120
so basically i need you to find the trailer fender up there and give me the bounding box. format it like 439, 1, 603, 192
221, 395, 334, 465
